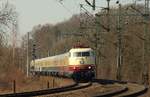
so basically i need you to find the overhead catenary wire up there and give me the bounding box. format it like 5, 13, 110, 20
58, 1, 73, 15
54, 0, 84, 44
56, 0, 82, 16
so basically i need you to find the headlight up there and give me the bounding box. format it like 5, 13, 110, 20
80, 60, 84, 64
88, 66, 91, 69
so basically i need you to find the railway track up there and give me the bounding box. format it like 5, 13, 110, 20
39, 80, 121, 97
111, 83, 148, 97
42, 79, 147, 97
0, 79, 147, 97
93, 79, 148, 97
0, 81, 91, 97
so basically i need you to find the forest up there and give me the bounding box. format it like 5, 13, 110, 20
0, 1, 150, 84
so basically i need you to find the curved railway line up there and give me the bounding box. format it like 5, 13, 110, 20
0, 78, 147, 97
92, 79, 148, 97
0, 80, 91, 97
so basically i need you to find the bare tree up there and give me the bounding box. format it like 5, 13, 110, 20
0, 1, 17, 43
0, 1, 18, 73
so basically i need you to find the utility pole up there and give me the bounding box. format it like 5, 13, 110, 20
26, 32, 29, 77
106, 0, 110, 32
85, 0, 96, 10
116, 3, 122, 81
80, 2, 98, 78
142, 0, 149, 85
12, 22, 18, 67
85, 0, 97, 78
94, 14, 101, 79
83, 0, 110, 78
12, 26, 16, 66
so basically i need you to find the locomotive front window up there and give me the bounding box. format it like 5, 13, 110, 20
73, 52, 90, 57
82, 52, 90, 56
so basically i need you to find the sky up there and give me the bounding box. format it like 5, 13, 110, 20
9, 0, 136, 36
10, 0, 86, 35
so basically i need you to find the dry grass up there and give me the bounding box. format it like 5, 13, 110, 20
0, 68, 74, 94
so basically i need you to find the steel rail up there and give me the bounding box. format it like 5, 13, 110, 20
113, 84, 148, 97
0, 82, 92, 97
93, 86, 128, 97
0, 82, 78, 97
123, 87, 148, 97
92, 79, 147, 97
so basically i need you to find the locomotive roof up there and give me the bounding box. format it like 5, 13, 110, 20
69, 48, 93, 52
